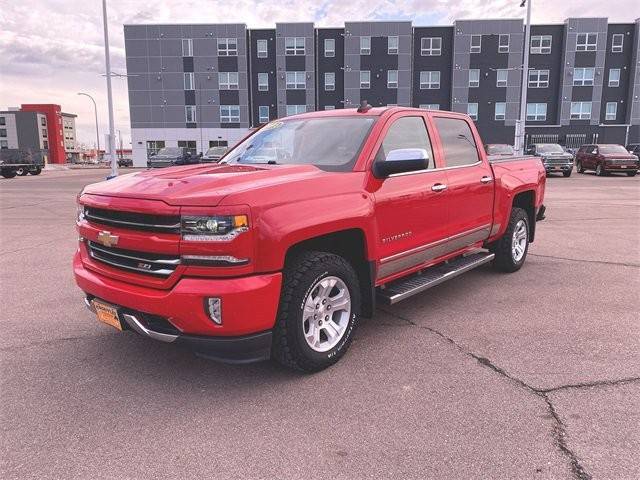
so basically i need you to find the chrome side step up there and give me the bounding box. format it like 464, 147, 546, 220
377, 251, 495, 305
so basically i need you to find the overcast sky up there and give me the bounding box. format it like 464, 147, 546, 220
0, 0, 636, 147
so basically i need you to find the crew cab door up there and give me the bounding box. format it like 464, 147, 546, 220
431, 115, 494, 246
371, 113, 449, 281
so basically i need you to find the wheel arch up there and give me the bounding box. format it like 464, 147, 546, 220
512, 190, 536, 242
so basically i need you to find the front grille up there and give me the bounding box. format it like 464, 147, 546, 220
84, 206, 181, 233
608, 159, 637, 165
87, 241, 180, 277
544, 157, 572, 165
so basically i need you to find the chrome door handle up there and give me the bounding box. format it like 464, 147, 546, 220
480, 176, 493, 184
431, 183, 448, 192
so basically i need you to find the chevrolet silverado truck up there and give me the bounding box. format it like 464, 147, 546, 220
525, 143, 574, 177
74, 106, 546, 372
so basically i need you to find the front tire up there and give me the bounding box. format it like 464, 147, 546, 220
16, 167, 29, 176
576, 161, 585, 173
490, 207, 530, 273
29, 166, 42, 175
627, 171, 637, 177
563, 170, 572, 177
272, 251, 361, 372
596, 163, 605, 176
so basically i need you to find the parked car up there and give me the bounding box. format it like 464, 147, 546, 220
575, 144, 639, 177
74, 106, 546, 372
118, 158, 133, 167
525, 143, 574, 177
626, 143, 640, 156
484, 144, 514, 157
202, 146, 228, 163
147, 147, 199, 168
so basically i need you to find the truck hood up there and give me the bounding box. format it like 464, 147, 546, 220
602, 153, 637, 160
82, 163, 337, 206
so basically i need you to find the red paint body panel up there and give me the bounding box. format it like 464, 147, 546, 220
74, 107, 545, 341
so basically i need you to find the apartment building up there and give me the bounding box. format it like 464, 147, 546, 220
0, 110, 50, 162
124, 18, 640, 166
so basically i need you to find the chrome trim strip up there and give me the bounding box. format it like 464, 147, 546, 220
88, 242, 180, 265
121, 313, 178, 343
388, 161, 483, 178
89, 250, 175, 276
85, 213, 180, 231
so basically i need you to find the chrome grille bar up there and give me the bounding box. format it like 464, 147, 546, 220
87, 241, 179, 277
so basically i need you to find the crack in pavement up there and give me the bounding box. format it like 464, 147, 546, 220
528, 253, 640, 268
379, 307, 595, 480
0, 334, 113, 353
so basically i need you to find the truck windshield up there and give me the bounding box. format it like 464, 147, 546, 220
156, 147, 182, 157
536, 144, 564, 154
224, 117, 376, 172
599, 145, 628, 154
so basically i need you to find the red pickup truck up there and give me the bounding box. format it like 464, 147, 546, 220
74, 106, 546, 372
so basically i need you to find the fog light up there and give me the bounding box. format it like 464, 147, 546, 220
206, 298, 222, 325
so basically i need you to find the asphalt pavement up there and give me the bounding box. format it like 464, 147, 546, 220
1, 168, 638, 479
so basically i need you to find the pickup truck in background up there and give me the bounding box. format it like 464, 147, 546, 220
147, 147, 200, 168
484, 144, 514, 158
525, 143, 574, 177
74, 106, 546, 372
201, 146, 229, 163
575, 144, 639, 177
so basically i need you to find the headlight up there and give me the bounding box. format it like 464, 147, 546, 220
77, 204, 85, 223
181, 215, 248, 241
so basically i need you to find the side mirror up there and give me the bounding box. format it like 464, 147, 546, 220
373, 148, 429, 178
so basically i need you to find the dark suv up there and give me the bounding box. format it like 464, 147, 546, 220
575, 144, 639, 177
147, 147, 200, 168
525, 143, 574, 177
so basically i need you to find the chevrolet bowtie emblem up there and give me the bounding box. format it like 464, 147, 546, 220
97, 231, 119, 248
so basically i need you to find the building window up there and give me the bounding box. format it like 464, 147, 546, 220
470, 35, 481, 53
387, 70, 398, 89
467, 103, 478, 120
258, 106, 269, 124
324, 38, 335, 57
498, 34, 510, 53
421, 37, 442, 56
146, 140, 165, 156
185, 105, 196, 123
605, 102, 617, 120
286, 105, 306, 116
573, 67, 595, 86
570, 101, 592, 120
209, 140, 228, 148
496, 69, 508, 87
388, 36, 399, 54
218, 38, 238, 56
184, 72, 194, 90
0, 140, 8, 149
43, 140, 48, 149
420, 71, 440, 89
285, 37, 305, 56
0, 117, 5, 125
611, 34, 624, 53
324, 105, 335, 110
324, 72, 335, 91
469, 69, 480, 87
360, 70, 370, 89
419, 104, 440, 110
219, 72, 239, 90
576, 33, 597, 52
360, 36, 371, 55
494, 102, 506, 120
177, 141, 197, 155
285, 71, 306, 89
220, 105, 240, 123
530, 35, 552, 54
182, 38, 193, 56
257, 73, 269, 91
0, 128, 7, 137
40, 117, 47, 126
257, 39, 268, 58
41, 129, 47, 138
608, 68, 620, 87
528, 69, 549, 88
526, 103, 547, 121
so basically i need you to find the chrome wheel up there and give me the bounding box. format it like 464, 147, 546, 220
511, 220, 527, 263
302, 276, 351, 352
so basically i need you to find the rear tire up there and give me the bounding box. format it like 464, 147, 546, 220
29, 166, 42, 175
490, 207, 530, 273
576, 161, 585, 173
596, 163, 605, 176
563, 170, 572, 177
272, 251, 361, 373
627, 171, 637, 177
16, 167, 29, 176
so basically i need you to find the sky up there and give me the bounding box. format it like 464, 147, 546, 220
0, 0, 636, 148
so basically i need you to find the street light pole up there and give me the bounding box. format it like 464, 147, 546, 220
77, 93, 100, 159
516, 0, 533, 154
102, 0, 117, 179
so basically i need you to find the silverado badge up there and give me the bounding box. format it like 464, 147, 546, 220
97, 231, 119, 248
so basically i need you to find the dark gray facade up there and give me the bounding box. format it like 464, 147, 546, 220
124, 17, 640, 165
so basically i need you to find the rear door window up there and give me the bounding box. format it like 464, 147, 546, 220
374, 116, 435, 169
434, 117, 480, 167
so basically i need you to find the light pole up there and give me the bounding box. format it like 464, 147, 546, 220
516, 0, 532, 154
102, 0, 117, 179
77, 92, 100, 160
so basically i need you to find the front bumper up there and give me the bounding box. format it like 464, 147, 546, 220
544, 163, 573, 172
74, 251, 282, 360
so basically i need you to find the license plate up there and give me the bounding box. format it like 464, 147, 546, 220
93, 300, 123, 331
620, 165, 627, 168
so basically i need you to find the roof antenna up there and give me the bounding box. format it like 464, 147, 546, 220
357, 99, 372, 113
